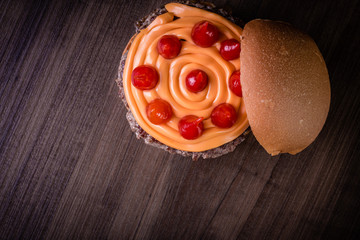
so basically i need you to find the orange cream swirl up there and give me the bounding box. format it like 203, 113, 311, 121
123, 3, 249, 152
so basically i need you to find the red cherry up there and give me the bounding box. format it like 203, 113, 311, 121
178, 115, 204, 140
220, 39, 240, 61
146, 99, 173, 124
185, 69, 208, 93
229, 70, 242, 97
131, 65, 159, 90
157, 35, 182, 59
211, 103, 237, 128
191, 21, 220, 48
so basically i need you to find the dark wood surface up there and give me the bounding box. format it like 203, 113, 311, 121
1, 0, 360, 239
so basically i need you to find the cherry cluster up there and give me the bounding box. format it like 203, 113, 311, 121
131, 20, 242, 140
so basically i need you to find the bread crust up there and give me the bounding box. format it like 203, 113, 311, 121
241, 19, 331, 155
116, 1, 248, 160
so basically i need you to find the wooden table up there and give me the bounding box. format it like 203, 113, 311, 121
1, 0, 359, 239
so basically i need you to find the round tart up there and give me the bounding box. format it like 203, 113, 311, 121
116, 2, 249, 160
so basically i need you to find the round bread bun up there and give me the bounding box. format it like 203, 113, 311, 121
240, 19, 331, 155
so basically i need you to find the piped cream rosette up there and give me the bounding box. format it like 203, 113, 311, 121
123, 3, 249, 152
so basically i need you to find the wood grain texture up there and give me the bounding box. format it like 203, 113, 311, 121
0, 0, 359, 239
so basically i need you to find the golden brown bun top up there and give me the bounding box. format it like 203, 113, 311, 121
241, 19, 331, 155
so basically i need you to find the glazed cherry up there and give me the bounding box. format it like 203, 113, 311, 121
131, 65, 159, 90
185, 69, 208, 93
211, 103, 237, 128
229, 70, 242, 97
178, 115, 204, 140
157, 35, 182, 59
220, 39, 240, 61
191, 21, 219, 48
146, 98, 173, 124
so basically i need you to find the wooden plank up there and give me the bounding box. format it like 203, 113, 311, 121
0, 0, 359, 239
